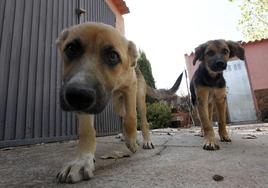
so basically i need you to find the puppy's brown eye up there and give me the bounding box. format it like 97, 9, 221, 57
206, 50, 215, 57
222, 49, 229, 55
108, 51, 120, 63
103, 47, 121, 66
64, 39, 83, 60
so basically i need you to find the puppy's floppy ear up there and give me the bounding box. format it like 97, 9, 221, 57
56, 29, 69, 46
226, 40, 245, 60
128, 41, 138, 67
193, 43, 207, 65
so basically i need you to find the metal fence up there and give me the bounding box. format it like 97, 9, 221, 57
0, 0, 121, 148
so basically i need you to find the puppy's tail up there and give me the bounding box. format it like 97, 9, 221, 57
146, 72, 183, 100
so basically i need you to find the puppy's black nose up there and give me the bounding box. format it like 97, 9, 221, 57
65, 84, 96, 111
216, 60, 227, 69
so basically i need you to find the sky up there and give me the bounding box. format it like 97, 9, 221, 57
123, 0, 243, 96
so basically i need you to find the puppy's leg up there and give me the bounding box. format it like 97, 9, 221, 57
194, 107, 204, 137
208, 102, 213, 122
198, 103, 213, 137
137, 90, 154, 149
196, 87, 219, 150
197, 102, 213, 138
215, 88, 231, 142
122, 84, 138, 153
57, 114, 96, 183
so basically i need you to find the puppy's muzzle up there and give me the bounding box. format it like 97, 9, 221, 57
60, 82, 110, 114
212, 60, 227, 71
66, 84, 96, 110
60, 83, 97, 112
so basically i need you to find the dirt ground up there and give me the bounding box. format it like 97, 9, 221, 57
0, 123, 268, 188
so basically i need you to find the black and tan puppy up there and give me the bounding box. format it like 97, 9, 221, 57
56, 22, 183, 183
190, 39, 245, 150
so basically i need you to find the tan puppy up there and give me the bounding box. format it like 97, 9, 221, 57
190, 39, 245, 150
56, 22, 183, 183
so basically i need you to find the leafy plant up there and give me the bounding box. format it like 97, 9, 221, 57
146, 102, 172, 129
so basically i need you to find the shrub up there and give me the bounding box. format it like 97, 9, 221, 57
146, 102, 171, 129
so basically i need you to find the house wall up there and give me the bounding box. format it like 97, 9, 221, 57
242, 40, 268, 90
242, 40, 268, 121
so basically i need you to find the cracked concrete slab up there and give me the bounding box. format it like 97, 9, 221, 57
0, 123, 268, 188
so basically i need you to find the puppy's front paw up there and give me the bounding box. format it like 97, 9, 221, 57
203, 138, 220, 150
220, 134, 232, 142
125, 138, 138, 153
142, 140, 154, 149
57, 154, 95, 183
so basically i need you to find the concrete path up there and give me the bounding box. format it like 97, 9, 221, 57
0, 123, 268, 188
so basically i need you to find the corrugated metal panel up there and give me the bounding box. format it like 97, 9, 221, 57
0, 0, 122, 148
79, 0, 116, 26
95, 101, 122, 136
0, 0, 78, 148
